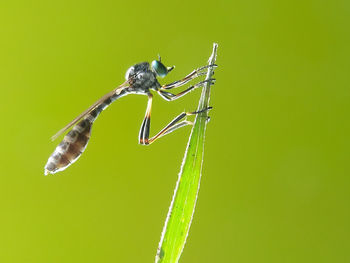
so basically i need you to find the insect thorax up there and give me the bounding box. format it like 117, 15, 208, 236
125, 62, 160, 91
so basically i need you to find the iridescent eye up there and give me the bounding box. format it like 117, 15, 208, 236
151, 60, 168, 78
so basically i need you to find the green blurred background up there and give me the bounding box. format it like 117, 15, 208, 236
0, 0, 349, 262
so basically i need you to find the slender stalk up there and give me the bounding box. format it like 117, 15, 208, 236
155, 43, 218, 263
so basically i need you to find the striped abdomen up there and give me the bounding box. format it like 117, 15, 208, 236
44, 91, 126, 175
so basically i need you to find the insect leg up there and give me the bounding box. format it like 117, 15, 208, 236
139, 93, 153, 144
139, 107, 212, 145
161, 64, 217, 90
158, 79, 215, 101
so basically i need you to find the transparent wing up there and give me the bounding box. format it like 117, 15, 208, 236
51, 81, 129, 141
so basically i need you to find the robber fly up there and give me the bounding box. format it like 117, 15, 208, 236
44, 57, 216, 175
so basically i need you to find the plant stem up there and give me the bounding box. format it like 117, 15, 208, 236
155, 43, 218, 263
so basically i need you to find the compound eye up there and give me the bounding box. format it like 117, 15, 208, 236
151, 60, 168, 78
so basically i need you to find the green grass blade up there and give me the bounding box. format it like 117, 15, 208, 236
155, 43, 218, 263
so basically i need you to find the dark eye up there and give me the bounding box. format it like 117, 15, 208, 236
151, 60, 168, 78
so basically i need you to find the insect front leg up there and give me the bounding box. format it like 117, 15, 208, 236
158, 79, 215, 101
161, 64, 217, 90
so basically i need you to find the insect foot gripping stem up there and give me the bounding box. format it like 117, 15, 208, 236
187, 106, 213, 115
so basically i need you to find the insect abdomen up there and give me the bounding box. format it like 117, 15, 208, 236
44, 90, 127, 175
44, 118, 92, 175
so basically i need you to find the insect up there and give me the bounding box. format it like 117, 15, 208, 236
44, 57, 216, 175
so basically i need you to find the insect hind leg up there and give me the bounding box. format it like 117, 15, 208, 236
139, 103, 212, 145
